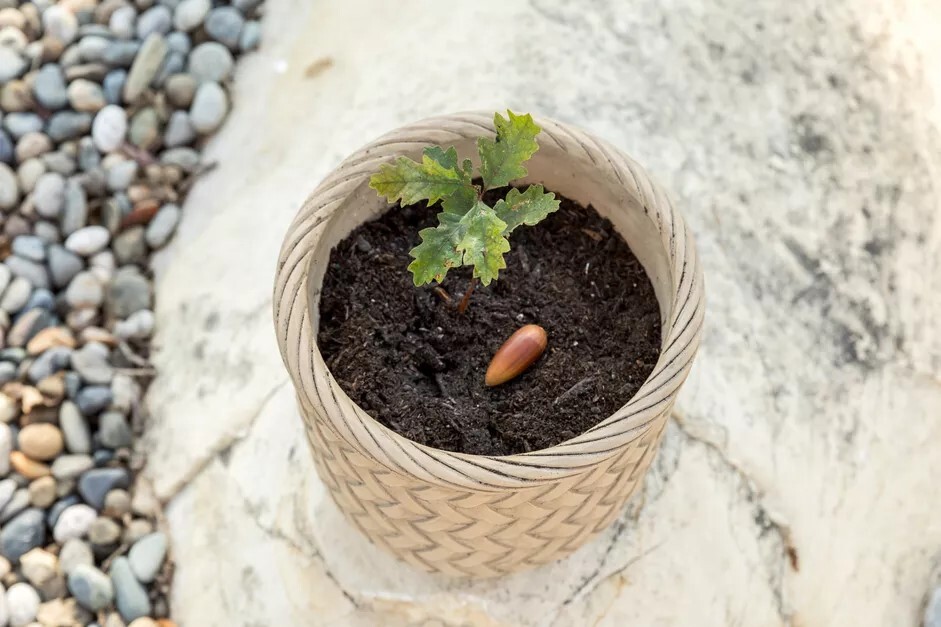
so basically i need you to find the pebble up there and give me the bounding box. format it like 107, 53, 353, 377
72, 343, 114, 385
36, 598, 79, 626
42, 5, 79, 45
9, 451, 51, 479
59, 538, 93, 575
19, 423, 65, 461
62, 178, 88, 234
0, 394, 16, 423
0, 479, 15, 511
27, 476, 56, 508
102, 489, 130, 519
114, 309, 155, 340
113, 227, 147, 265
27, 343, 69, 381
205, 6, 244, 49
110, 557, 151, 621
0, 277, 31, 314
74, 386, 112, 416
123, 33, 166, 103
14, 131, 53, 162
65, 226, 110, 256
67, 78, 106, 112
0, 79, 31, 112
106, 159, 138, 191
48, 245, 84, 289
108, 5, 137, 40
130, 618, 159, 627
107, 269, 151, 318
32, 172, 66, 218
164, 73, 196, 107
0, 489, 29, 523
109, 374, 138, 414
6, 582, 40, 626
103, 40, 140, 67
11, 236, 45, 263
52, 504, 96, 543
163, 110, 194, 147
0, 508, 46, 562
0, 425, 9, 475
136, 5, 172, 39
16, 158, 45, 193
19, 547, 57, 589
122, 519, 153, 545
46, 112, 93, 143
50, 454, 94, 481
102, 69, 127, 105
0, 163, 17, 209
188, 41, 233, 83
6, 255, 49, 289
0, 130, 13, 163
68, 564, 113, 611
26, 326, 76, 354
91, 105, 127, 153
65, 271, 104, 308
189, 81, 228, 133
173, 0, 209, 31
45, 495, 79, 529
59, 402, 92, 454
88, 516, 121, 546
240, 20, 261, 52
78, 35, 110, 63
127, 532, 166, 583
42, 149, 77, 175
128, 107, 159, 149
4, 113, 44, 139
98, 412, 131, 448
32, 64, 68, 110
78, 468, 129, 510
0, 46, 26, 83
159, 146, 198, 172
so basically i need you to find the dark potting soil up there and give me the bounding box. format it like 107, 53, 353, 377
317, 188, 662, 456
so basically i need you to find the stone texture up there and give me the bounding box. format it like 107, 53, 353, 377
145, 0, 941, 626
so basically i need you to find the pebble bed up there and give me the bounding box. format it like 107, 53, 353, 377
0, 0, 261, 624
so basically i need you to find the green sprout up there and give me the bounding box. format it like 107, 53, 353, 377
369, 110, 560, 312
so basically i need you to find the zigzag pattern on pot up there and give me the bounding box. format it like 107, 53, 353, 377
273, 112, 704, 576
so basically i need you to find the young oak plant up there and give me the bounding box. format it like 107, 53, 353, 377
369, 111, 560, 312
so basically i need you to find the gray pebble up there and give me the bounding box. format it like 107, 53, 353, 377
6, 581, 40, 626
0, 277, 30, 313
102, 69, 126, 105
59, 538, 93, 575
50, 454, 94, 481
107, 268, 151, 318
67, 78, 106, 112
41, 149, 77, 175
0, 428, 8, 475
110, 556, 151, 621
10, 236, 45, 262
77, 137, 100, 171
128, 532, 167, 584
23, 288, 53, 311
65, 271, 103, 308
144, 203, 180, 248
46, 111, 92, 142
26, 345, 70, 382
68, 563, 114, 611
164, 72, 196, 107
43, 5, 79, 44
205, 6, 243, 49
0, 362, 16, 385
88, 516, 121, 546
3, 112, 43, 139
8, 308, 52, 348
173, 0, 209, 32
188, 41, 233, 83
113, 226, 147, 265
48, 245, 84, 288
32, 171, 66, 218
97, 412, 131, 448
0, 163, 18, 209
160, 146, 199, 172
65, 226, 110, 255
166, 30, 191, 54
61, 178, 88, 235
0, 47, 26, 83
106, 159, 137, 191
59, 402, 92, 454
108, 5, 137, 40
32, 64, 68, 110
6, 255, 49, 288
0, 478, 15, 511
0, 129, 13, 163
78, 467, 128, 510
74, 385, 112, 416
0, 263, 11, 297
103, 40, 140, 67
240, 20, 261, 52
128, 107, 159, 149
77, 35, 110, 63
153, 49, 185, 86
72, 343, 113, 385
103, 488, 131, 517
0, 489, 29, 523
163, 110, 194, 147
0, 508, 45, 562
52, 503, 97, 542
136, 5, 172, 39
124, 33, 166, 102
113, 308, 154, 340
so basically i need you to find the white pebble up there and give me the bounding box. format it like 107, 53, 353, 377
91, 105, 127, 153
6, 582, 40, 626
53, 504, 97, 543
65, 226, 110, 256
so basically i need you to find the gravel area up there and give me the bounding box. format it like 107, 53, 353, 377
0, 0, 262, 624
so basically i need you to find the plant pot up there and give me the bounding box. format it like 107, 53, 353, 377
273, 112, 704, 578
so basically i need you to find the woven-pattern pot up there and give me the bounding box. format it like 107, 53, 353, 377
273, 112, 704, 578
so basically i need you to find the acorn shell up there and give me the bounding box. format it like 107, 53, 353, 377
485, 324, 548, 386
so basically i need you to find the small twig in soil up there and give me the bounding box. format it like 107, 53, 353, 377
553, 377, 594, 405
433, 287, 453, 307
456, 278, 478, 314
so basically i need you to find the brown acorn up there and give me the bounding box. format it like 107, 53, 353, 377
485, 324, 548, 386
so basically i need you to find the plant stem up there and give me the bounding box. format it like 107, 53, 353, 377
433, 287, 453, 306
457, 278, 478, 314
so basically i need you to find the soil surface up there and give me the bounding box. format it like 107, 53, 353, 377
317, 188, 661, 456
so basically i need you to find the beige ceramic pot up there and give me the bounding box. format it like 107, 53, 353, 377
273, 112, 705, 578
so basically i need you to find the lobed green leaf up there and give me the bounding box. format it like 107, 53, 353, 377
369, 150, 469, 206
477, 110, 541, 190
493, 184, 561, 234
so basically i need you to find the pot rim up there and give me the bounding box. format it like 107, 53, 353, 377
274, 111, 704, 490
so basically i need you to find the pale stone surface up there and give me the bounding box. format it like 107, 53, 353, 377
145, 0, 941, 625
